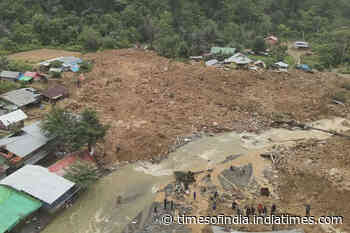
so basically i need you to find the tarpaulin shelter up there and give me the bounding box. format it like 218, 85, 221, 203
23, 72, 43, 81
17, 75, 33, 82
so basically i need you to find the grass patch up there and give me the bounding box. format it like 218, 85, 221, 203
301, 54, 325, 70
338, 66, 350, 75
341, 82, 350, 91
0, 81, 21, 94
79, 61, 93, 73
333, 91, 350, 103
50, 71, 62, 79
8, 60, 33, 72
285, 55, 296, 67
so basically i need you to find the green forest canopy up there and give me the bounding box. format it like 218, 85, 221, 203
0, 0, 350, 66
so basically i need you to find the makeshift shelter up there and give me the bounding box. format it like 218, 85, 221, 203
296, 64, 313, 73
275, 61, 289, 69
0, 185, 42, 233
17, 75, 33, 82
224, 53, 253, 65
254, 60, 266, 68
39, 56, 83, 73
23, 72, 44, 81
0, 165, 80, 213
210, 47, 236, 55
205, 59, 219, 66
0, 88, 41, 108
0, 109, 27, 130
41, 85, 69, 102
49, 67, 63, 73
0, 71, 20, 82
189, 56, 203, 61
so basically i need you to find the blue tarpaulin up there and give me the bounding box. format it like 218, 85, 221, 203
70, 64, 80, 72
297, 64, 311, 71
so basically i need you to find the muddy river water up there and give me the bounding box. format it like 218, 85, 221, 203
42, 118, 350, 233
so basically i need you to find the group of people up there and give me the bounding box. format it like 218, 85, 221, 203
231, 202, 277, 216
154, 198, 175, 213
154, 186, 311, 217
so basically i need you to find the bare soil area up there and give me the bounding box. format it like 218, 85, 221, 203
8, 49, 82, 63
10, 48, 350, 163
276, 134, 350, 233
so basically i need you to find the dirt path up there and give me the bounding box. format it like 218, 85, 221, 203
287, 42, 307, 65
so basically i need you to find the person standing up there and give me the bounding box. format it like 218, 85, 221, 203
170, 200, 174, 210
164, 198, 167, 210
258, 203, 263, 215
305, 204, 311, 216
271, 203, 276, 215
232, 201, 237, 210
251, 206, 256, 216
245, 205, 250, 216
237, 207, 241, 216
193, 191, 196, 200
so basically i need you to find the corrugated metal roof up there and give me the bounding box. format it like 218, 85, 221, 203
265, 36, 278, 41
275, 61, 289, 68
210, 47, 236, 55
0, 71, 20, 79
42, 85, 68, 99
225, 53, 253, 64
23, 72, 39, 78
206, 59, 219, 66
49, 68, 63, 73
0, 109, 27, 127
0, 88, 41, 107
58, 56, 82, 65
0, 121, 49, 158
295, 41, 309, 48
0, 185, 42, 233
0, 165, 75, 205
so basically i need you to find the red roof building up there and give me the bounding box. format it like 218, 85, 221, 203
264, 36, 279, 45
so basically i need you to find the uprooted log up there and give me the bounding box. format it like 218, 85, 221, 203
174, 171, 196, 189
260, 152, 278, 164
272, 120, 350, 139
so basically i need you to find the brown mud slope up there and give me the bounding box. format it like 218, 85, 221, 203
277, 135, 350, 233
57, 49, 347, 162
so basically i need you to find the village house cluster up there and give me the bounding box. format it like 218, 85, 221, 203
0, 56, 89, 233
192, 37, 312, 73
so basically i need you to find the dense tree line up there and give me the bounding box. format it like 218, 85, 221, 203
0, 0, 350, 66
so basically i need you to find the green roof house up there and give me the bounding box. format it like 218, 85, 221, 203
210, 47, 236, 55
0, 185, 42, 233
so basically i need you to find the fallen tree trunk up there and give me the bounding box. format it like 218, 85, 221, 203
272, 120, 350, 139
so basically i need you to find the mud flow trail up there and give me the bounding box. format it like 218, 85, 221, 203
42, 118, 350, 233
